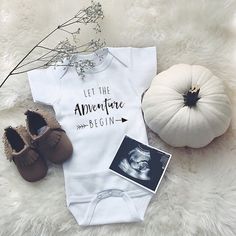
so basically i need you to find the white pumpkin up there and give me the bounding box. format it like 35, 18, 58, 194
142, 64, 232, 148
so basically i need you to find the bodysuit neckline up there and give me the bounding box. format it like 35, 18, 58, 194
73, 47, 113, 74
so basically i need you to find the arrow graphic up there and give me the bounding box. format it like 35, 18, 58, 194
116, 118, 128, 123
77, 124, 89, 130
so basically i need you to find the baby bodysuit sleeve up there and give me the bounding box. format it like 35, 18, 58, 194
27, 68, 60, 106
130, 47, 157, 96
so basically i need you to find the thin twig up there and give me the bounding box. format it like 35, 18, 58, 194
0, 27, 58, 87
58, 28, 74, 35
0, 1, 104, 88
16, 50, 55, 69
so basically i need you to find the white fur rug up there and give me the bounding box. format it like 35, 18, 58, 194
1, 0, 236, 235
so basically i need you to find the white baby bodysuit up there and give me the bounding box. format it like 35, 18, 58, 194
27, 47, 157, 225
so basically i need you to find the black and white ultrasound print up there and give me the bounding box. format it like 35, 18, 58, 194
109, 136, 172, 193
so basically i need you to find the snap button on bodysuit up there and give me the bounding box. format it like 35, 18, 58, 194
110, 189, 123, 197
97, 189, 124, 200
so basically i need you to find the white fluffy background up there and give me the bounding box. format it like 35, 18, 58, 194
1, 0, 236, 235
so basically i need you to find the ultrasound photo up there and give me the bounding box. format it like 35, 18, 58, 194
109, 136, 172, 193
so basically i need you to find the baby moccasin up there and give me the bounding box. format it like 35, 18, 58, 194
24, 109, 73, 164
2, 126, 48, 182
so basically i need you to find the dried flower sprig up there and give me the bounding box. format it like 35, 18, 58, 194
0, 1, 105, 87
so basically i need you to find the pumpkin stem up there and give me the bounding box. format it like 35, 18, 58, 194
183, 86, 200, 107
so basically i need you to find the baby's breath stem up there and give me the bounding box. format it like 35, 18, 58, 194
0, 1, 104, 88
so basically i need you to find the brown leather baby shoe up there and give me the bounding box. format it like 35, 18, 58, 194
24, 109, 73, 164
2, 126, 48, 182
